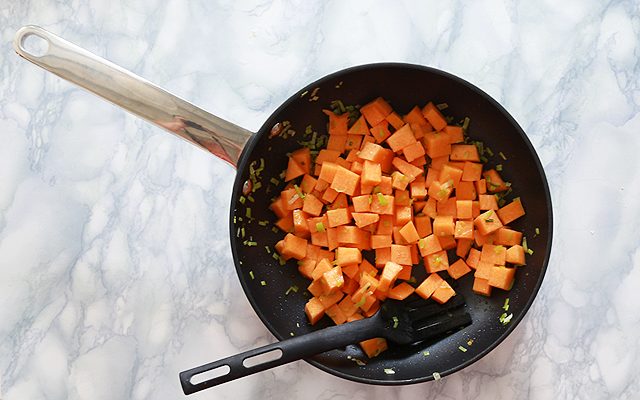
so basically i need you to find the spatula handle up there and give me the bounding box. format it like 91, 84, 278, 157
179, 316, 380, 395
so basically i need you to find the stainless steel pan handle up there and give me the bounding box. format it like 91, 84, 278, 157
14, 25, 253, 167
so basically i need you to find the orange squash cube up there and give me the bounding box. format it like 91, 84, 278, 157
425, 250, 449, 273
488, 266, 516, 290
305, 297, 326, 324
433, 215, 455, 237
431, 280, 456, 304
448, 258, 472, 279
472, 277, 492, 296
474, 210, 503, 236
415, 273, 444, 299
497, 198, 526, 225
506, 244, 526, 265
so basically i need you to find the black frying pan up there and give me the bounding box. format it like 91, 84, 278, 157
15, 26, 552, 388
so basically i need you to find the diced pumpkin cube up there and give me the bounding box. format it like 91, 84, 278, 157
378, 261, 404, 292
360, 97, 393, 126
335, 247, 362, 266
399, 221, 420, 244
330, 166, 360, 196
415, 273, 444, 299
454, 220, 474, 240
421, 102, 447, 131
321, 266, 345, 293
480, 244, 507, 266
360, 337, 388, 358
325, 304, 347, 325
302, 193, 324, 216
494, 228, 523, 247
431, 280, 456, 304
425, 250, 449, 273
467, 248, 481, 269
488, 266, 516, 290
450, 144, 480, 162
387, 282, 415, 300
433, 215, 455, 237
506, 244, 526, 265
448, 258, 472, 279
417, 234, 442, 257
474, 210, 503, 236
281, 233, 307, 260
484, 169, 509, 192
305, 297, 326, 324
472, 277, 492, 296
371, 234, 392, 249
391, 244, 412, 266
422, 132, 451, 158
392, 157, 423, 181
456, 238, 474, 258
386, 124, 417, 152
497, 198, 526, 225
479, 194, 499, 210
327, 207, 352, 227
456, 181, 477, 201
456, 200, 473, 220
403, 141, 426, 163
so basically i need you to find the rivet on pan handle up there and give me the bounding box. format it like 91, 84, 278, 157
13, 25, 254, 167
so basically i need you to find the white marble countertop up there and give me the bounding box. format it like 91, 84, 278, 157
2, 1, 640, 399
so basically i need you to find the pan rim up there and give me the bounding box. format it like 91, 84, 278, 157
229, 62, 553, 385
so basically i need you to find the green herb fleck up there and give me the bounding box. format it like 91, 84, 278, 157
458, 346, 467, 352
316, 222, 326, 232
496, 164, 503, 172
377, 193, 388, 206
239, 196, 246, 205
423, 351, 430, 356
392, 316, 399, 329
285, 285, 299, 295
260, 280, 267, 286
384, 368, 395, 375
503, 298, 510, 311
499, 151, 507, 160
249, 271, 255, 280
436, 103, 449, 110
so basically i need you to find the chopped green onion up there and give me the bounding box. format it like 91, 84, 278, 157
499, 151, 507, 160
241, 227, 245, 238
246, 208, 252, 218
294, 184, 305, 199
236, 227, 240, 237
290, 332, 295, 336
244, 240, 257, 246
355, 296, 366, 308
285, 285, 299, 295
272, 253, 280, 260
436, 103, 449, 110
485, 218, 494, 223
527, 248, 534, 255
485, 147, 494, 157
260, 280, 267, 286
503, 298, 510, 311
233, 215, 237, 223
270, 177, 280, 185
458, 346, 467, 352
480, 156, 489, 163
265, 245, 271, 254
347, 355, 367, 366
316, 222, 326, 232
384, 368, 395, 375
499, 312, 513, 325
418, 239, 425, 249
423, 351, 430, 356
239, 196, 246, 204
433, 372, 441, 381
522, 237, 528, 252
535, 227, 540, 236
467, 339, 474, 346
392, 316, 399, 329
249, 271, 255, 280
258, 220, 268, 226
377, 193, 388, 206
462, 117, 470, 131
496, 164, 503, 171
271, 227, 279, 233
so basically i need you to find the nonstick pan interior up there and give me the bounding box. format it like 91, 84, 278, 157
230, 63, 552, 384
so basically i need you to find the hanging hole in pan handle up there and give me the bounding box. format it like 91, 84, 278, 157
14, 26, 52, 60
